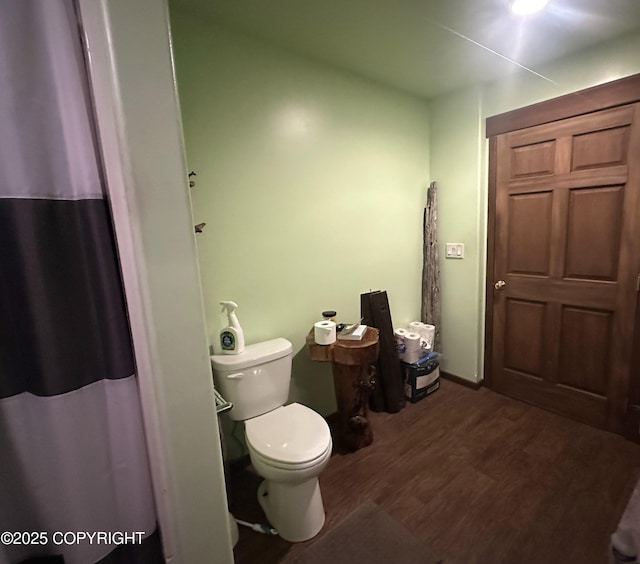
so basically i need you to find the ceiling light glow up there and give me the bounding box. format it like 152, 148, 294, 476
510, 0, 550, 15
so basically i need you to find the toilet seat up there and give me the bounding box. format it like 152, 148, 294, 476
249, 440, 332, 471
245, 403, 331, 467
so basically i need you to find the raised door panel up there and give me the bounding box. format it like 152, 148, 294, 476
510, 140, 556, 179
557, 306, 612, 396
507, 192, 552, 276
571, 125, 630, 171
564, 186, 624, 281
504, 299, 546, 378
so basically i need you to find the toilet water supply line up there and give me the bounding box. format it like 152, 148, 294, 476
235, 518, 278, 535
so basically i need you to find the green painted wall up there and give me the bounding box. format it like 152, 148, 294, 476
171, 11, 430, 416
429, 31, 640, 383
429, 87, 485, 382
171, 3, 640, 396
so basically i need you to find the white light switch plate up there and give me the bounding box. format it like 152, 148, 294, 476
445, 243, 464, 259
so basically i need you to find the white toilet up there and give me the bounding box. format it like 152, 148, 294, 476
211, 338, 333, 542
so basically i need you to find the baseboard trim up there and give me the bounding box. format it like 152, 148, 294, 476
441, 371, 484, 390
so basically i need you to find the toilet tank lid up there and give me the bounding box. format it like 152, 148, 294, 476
211, 337, 292, 371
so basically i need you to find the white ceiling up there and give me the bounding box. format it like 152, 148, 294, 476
171, 0, 640, 99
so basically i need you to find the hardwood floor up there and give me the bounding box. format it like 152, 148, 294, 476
227, 380, 640, 563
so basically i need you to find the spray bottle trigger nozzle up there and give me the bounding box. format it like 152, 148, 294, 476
220, 300, 238, 313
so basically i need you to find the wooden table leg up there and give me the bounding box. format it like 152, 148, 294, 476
331, 362, 376, 450
307, 326, 380, 451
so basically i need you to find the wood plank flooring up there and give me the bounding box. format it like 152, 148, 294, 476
228, 380, 640, 563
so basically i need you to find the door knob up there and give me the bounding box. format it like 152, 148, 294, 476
494, 280, 506, 290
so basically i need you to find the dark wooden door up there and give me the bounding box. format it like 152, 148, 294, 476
490, 102, 640, 433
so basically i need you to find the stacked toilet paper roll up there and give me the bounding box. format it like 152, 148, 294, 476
403, 332, 422, 364
395, 328, 424, 363
394, 321, 437, 363
394, 328, 409, 360
314, 320, 337, 345
408, 321, 435, 351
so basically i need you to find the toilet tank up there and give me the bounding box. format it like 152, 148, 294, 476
211, 338, 293, 421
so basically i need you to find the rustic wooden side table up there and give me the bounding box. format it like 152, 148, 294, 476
306, 327, 380, 450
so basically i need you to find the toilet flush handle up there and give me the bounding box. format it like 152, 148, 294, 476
226, 372, 244, 380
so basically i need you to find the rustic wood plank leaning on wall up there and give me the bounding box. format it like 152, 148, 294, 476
421, 181, 442, 353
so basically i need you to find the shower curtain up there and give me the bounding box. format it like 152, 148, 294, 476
0, 1, 161, 563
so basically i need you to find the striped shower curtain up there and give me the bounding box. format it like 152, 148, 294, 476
0, 1, 161, 563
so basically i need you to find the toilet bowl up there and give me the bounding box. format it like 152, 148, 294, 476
245, 402, 332, 542
211, 338, 332, 542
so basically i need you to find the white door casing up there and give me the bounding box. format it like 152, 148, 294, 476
76, 1, 234, 562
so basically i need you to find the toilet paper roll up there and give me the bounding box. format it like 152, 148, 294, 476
394, 328, 408, 360
408, 321, 435, 351
423, 324, 435, 350
404, 332, 422, 364
404, 332, 421, 350
314, 320, 336, 345
404, 331, 422, 364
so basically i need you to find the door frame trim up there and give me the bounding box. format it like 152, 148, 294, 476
483, 136, 498, 389
484, 73, 640, 432
77, 0, 235, 560
625, 299, 640, 440
486, 73, 640, 138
